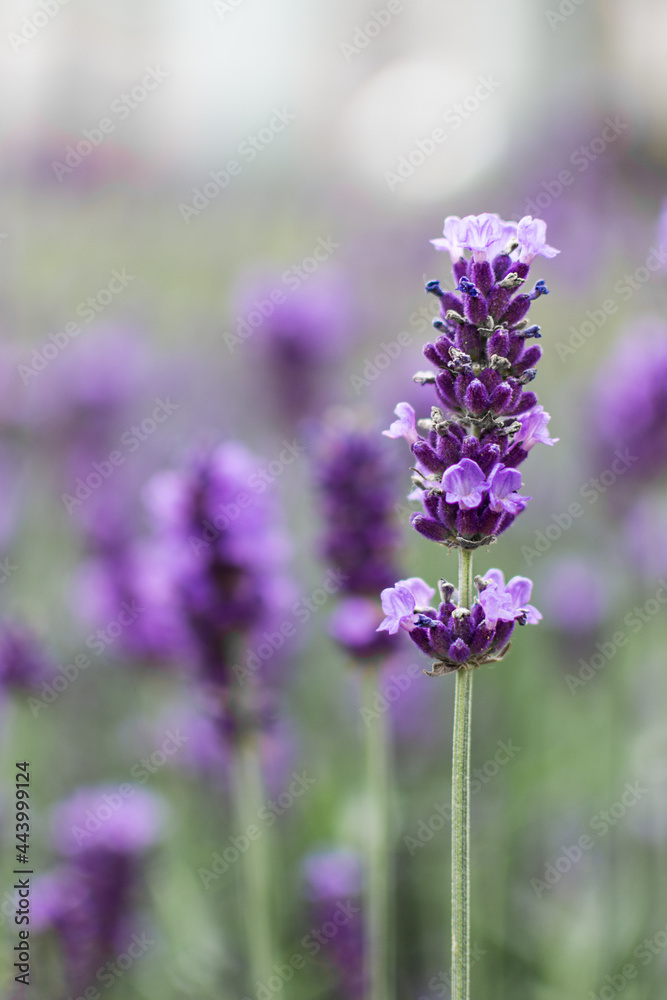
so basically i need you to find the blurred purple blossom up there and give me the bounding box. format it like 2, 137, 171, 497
540, 556, 610, 633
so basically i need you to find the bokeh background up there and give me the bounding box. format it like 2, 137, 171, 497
1, 0, 667, 997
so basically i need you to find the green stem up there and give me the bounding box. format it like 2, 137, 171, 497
363, 664, 393, 1000
233, 729, 274, 994
451, 547, 474, 1000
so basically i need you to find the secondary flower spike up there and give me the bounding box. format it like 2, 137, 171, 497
378, 570, 540, 675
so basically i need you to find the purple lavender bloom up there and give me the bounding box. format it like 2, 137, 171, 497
431, 214, 512, 263
516, 216, 561, 263
34, 786, 163, 996
443, 459, 489, 509
378, 578, 436, 634
381, 212, 558, 552
382, 402, 419, 446
378, 569, 539, 674
478, 569, 542, 626
487, 464, 530, 515
144, 442, 295, 690
302, 848, 365, 998
515, 405, 559, 451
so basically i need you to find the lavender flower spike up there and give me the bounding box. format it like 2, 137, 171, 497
380, 208, 559, 1000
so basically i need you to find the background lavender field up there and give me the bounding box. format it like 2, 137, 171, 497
1, 1, 667, 997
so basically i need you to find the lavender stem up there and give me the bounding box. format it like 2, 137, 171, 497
451, 546, 474, 1000
233, 730, 274, 995
363, 664, 393, 1000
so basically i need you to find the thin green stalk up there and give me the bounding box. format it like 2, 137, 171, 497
451, 547, 474, 1000
233, 729, 274, 995
363, 664, 393, 1000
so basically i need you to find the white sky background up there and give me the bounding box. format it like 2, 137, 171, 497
0, 0, 663, 201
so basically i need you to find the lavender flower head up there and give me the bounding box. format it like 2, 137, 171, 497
33, 786, 163, 996
302, 848, 365, 998
380, 213, 558, 671
378, 571, 541, 676
316, 418, 404, 660
144, 441, 294, 692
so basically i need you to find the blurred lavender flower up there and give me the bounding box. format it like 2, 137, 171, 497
234, 271, 350, 428
137, 697, 298, 798
0, 621, 54, 697
592, 321, 667, 497
33, 786, 163, 996
316, 418, 404, 661
540, 556, 610, 634
144, 441, 295, 693
302, 848, 365, 998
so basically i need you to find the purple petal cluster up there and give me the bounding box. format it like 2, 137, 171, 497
378, 572, 540, 675
385, 212, 559, 550
317, 424, 404, 660
33, 786, 163, 996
